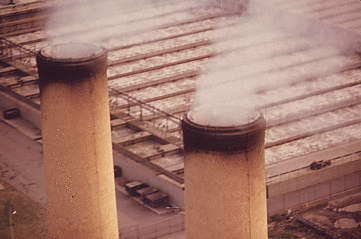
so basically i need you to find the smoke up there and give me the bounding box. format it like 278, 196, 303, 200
194, 0, 361, 125
45, 0, 202, 44
44, 0, 361, 126
46, 0, 159, 44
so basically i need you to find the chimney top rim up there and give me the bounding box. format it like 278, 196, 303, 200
39, 42, 106, 62
187, 104, 260, 128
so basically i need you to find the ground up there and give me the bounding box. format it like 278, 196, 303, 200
0, 178, 47, 239
1, 180, 360, 239
268, 193, 361, 239
0, 118, 360, 239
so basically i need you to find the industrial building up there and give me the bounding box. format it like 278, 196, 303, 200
1, 0, 361, 238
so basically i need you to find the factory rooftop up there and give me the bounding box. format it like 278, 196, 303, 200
1, 0, 361, 237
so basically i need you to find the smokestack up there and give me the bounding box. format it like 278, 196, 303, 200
182, 105, 267, 238
37, 42, 119, 238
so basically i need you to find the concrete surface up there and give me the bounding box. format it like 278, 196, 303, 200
0, 115, 46, 205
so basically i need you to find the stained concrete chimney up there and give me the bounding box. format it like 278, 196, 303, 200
182, 105, 268, 238
37, 42, 118, 238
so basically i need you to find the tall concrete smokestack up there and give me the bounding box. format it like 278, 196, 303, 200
37, 42, 119, 238
182, 105, 267, 238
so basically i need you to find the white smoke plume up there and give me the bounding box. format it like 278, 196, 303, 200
44, 0, 360, 126
194, 0, 361, 125
45, 0, 202, 44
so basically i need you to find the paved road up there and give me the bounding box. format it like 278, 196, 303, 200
0, 118, 46, 205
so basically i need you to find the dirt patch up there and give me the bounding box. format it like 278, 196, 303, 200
329, 192, 361, 208
268, 195, 361, 239
0, 179, 47, 239
302, 214, 334, 228
268, 213, 329, 239
298, 203, 361, 239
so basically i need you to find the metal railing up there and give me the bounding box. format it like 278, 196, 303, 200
108, 86, 181, 135
0, 37, 37, 68
0, 39, 184, 136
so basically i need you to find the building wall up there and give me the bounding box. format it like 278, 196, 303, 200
0, 86, 41, 129
114, 145, 361, 217
267, 158, 361, 214
113, 150, 185, 210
